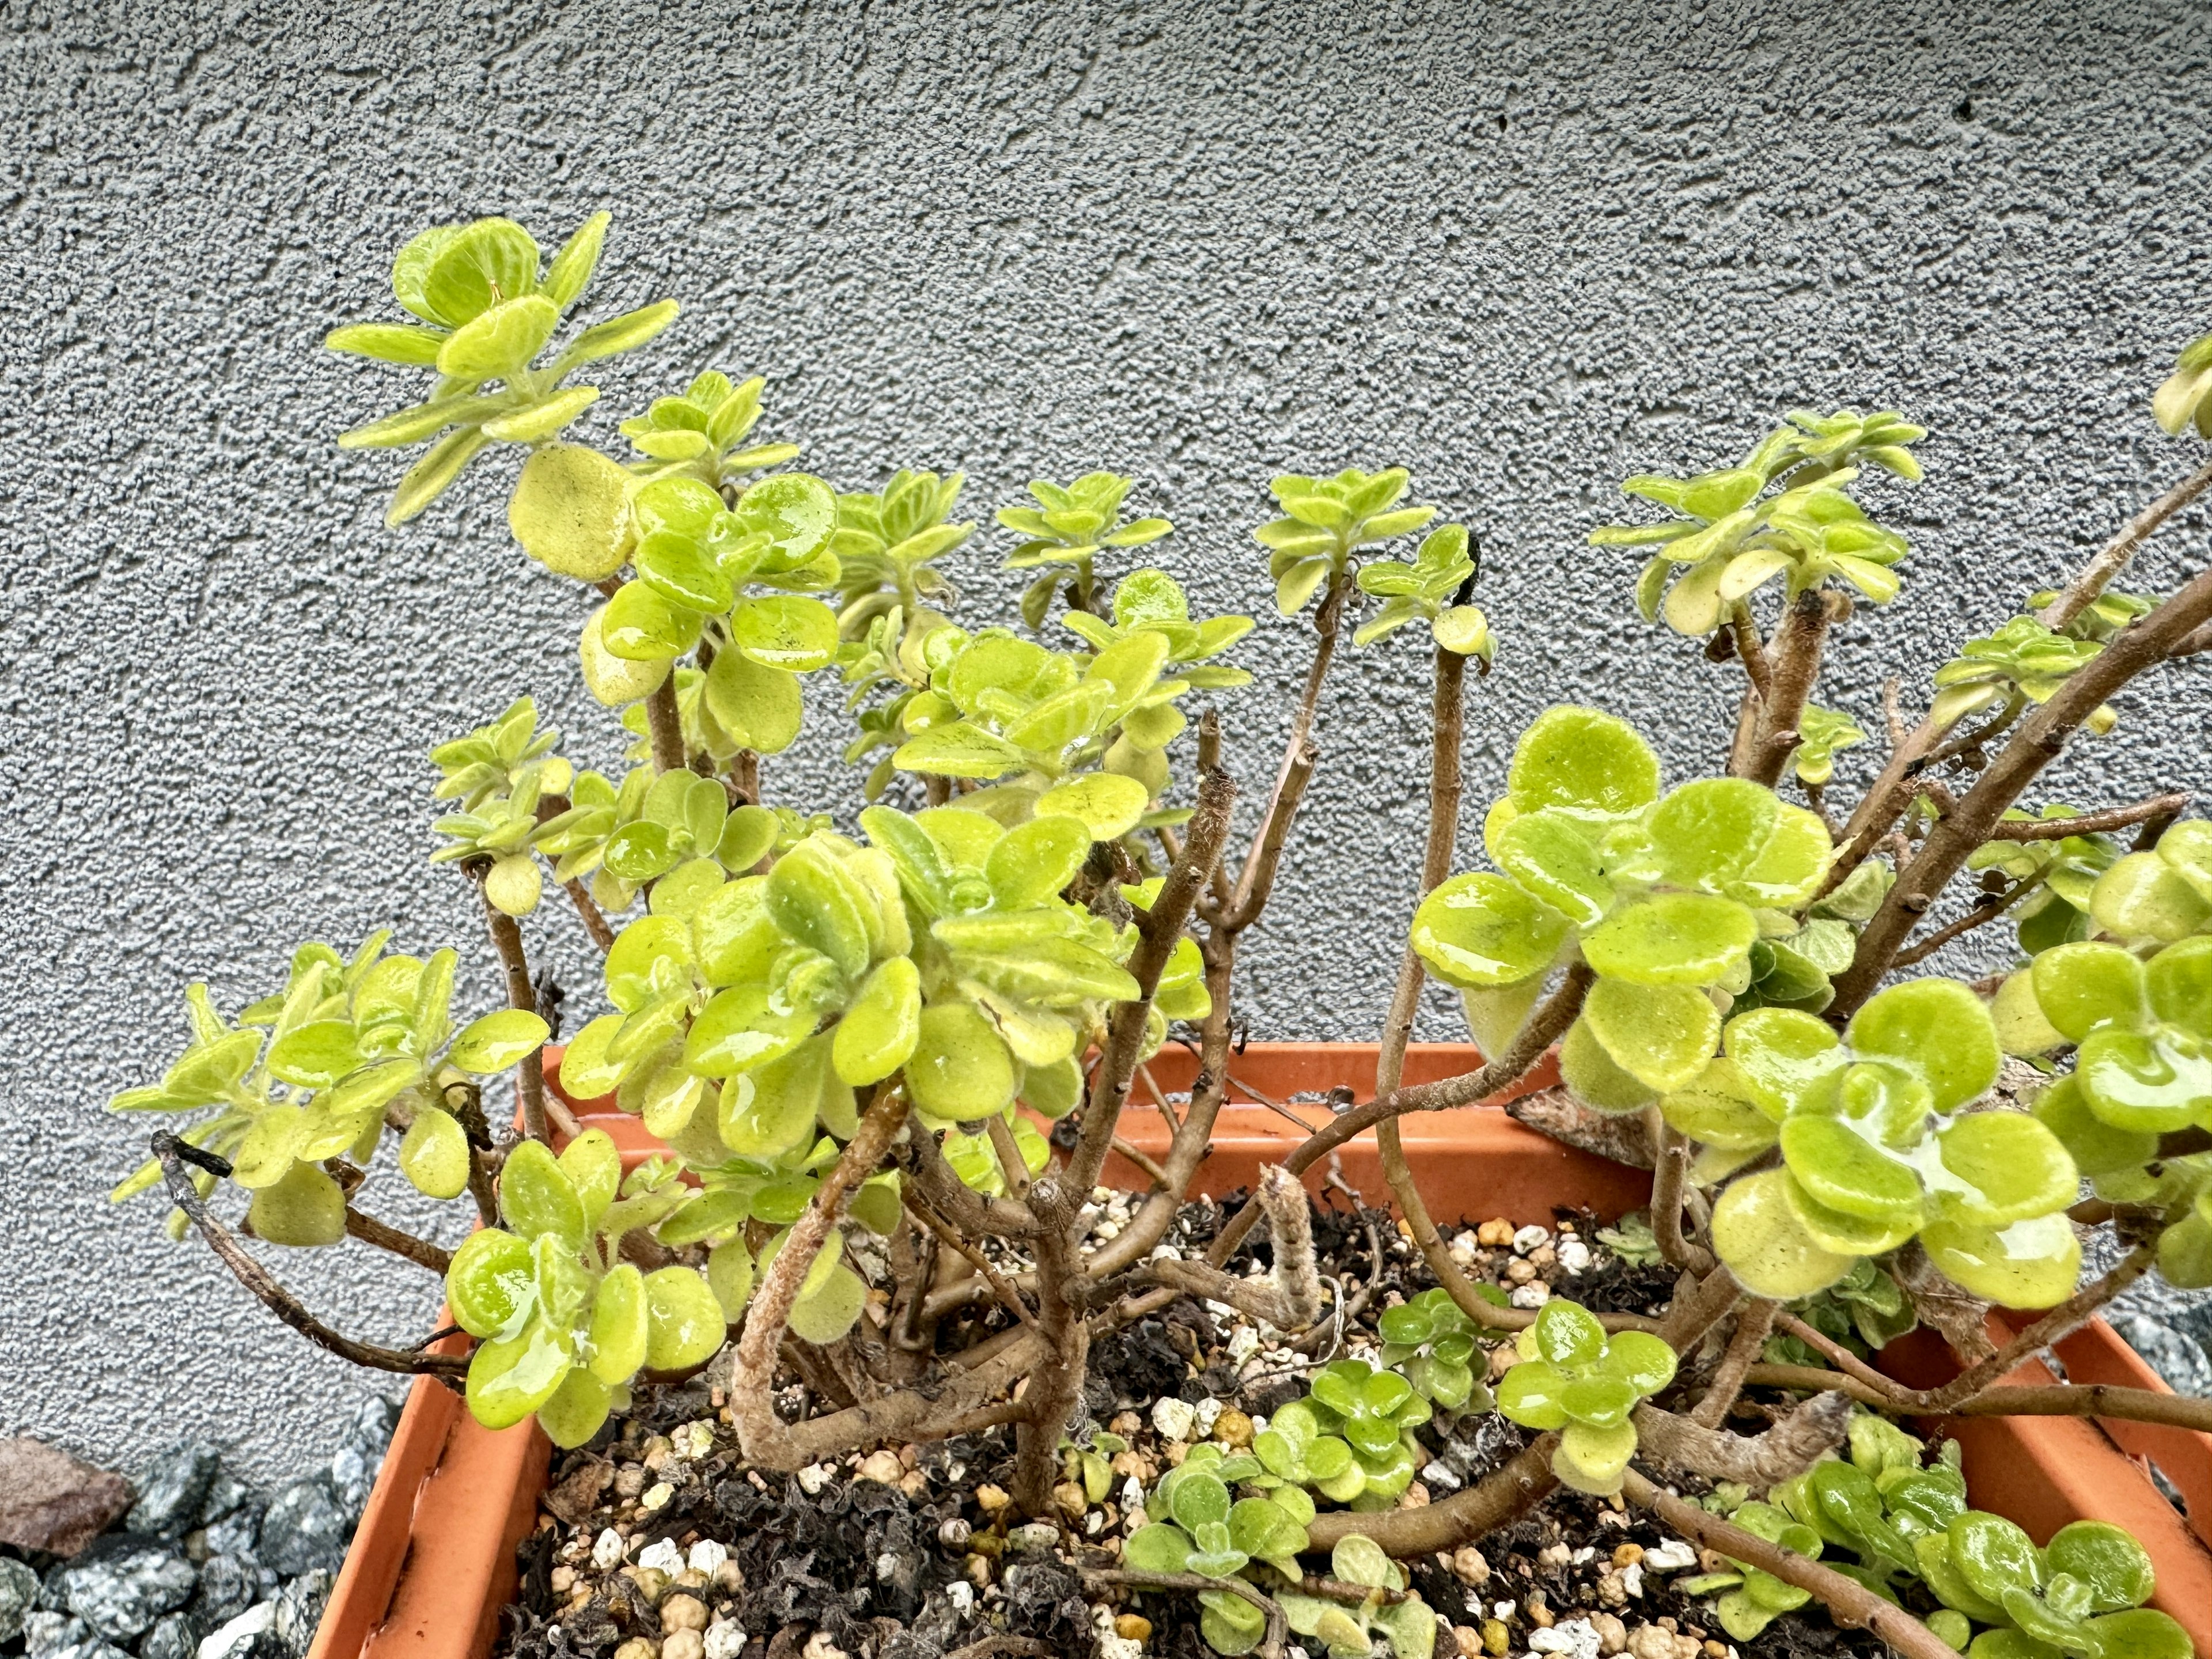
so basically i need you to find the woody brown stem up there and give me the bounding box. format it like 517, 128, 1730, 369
729, 1086, 910, 1468
1622, 1470, 1957, 1659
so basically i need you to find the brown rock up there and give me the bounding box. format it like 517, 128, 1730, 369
1213, 1409, 1254, 1448
1476, 1219, 1515, 1247
1450, 1628, 1484, 1659
1592, 1613, 1627, 1656
0, 1437, 133, 1557
1449, 1546, 1490, 1587
1052, 1482, 1089, 1521
1611, 1543, 1645, 1569
543, 1459, 613, 1525
1114, 1615, 1152, 1642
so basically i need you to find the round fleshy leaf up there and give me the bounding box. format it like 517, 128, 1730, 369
1993, 971, 2067, 1058
2031, 1074, 2160, 1178
1711, 1167, 1854, 1298
1411, 872, 1570, 989
2147, 935, 2212, 1032
685, 982, 817, 1078
1171, 1470, 1232, 1531
465, 1322, 573, 1430
1554, 1420, 1638, 1495
1534, 1298, 1607, 1368
1361, 1368, 1414, 1418
1496, 1358, 1570, 1430
1508, 707, 1661, 819
707, 1239, 756, 1319
703, 649, 804, 755
2160, 1213, 2212, 1289
1660, 1060, 1782, 1152
244, 1160, 346, 1247
1559, 1016, 1659, 1113
1846, 979, 2001, 1111
2092, 851, 2212, 944
1724, 1007, 1843, 1120
1934, 1113, 2078, 1226
1582, 893, 1758, 987
2076, 1027, 2212, 1132
399, 1107, 471, 1200
1781, 1172, 1920, 1256
635, 529, 734, 613
986, 815, 1093, 908
789, 1264, 867, 1344
737, 472, 838, 563
587, 1263, 649, 1384
1923, 1214, 2082, 1309
1033, 772, 1149, 839
2043, 1522, 2154, 1612
500, 1139, 584, 1245
601, 579, 703, 662
767, 843, 873, 981
510, 444, 633, 579
447, 1228, 534, 1339
1780, 1115, 1925, 1225
733, 595, 840, 672
1124, 1524, 1195, 1574
1584, 978, 1723, 1092
2081, 1611, 2192, 1659
907, 1001, 1017, 1123
1561, 1374, 1638, 1429
1493, 810, 1614, 929
642, 1266, 728, 1372
832, 957, 923, 1086
1599, 1331, 1679, 1396
2032, 944, 2149, 1043
1730, 806, 1833, 908
450, 1009, 551, 1074
537, 1367, 614, 1449
1949, 1513, 2045, 1604
1647, 778, 1779, 890
579, 605, 671, 707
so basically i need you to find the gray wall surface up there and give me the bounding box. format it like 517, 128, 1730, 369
6, 0, 2212, 1482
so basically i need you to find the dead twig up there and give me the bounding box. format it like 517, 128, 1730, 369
153, 1136, 468, 1380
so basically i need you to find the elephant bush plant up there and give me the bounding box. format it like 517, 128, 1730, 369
109, 210, 2212, 1659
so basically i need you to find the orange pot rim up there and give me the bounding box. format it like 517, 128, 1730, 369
309, 1042, 2212, 1659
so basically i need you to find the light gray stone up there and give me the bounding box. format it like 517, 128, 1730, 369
51, 1537, 197, 1643
5, 0, 2212, 1484
0, 1558, 41, 1646
24, 1612, 88, 1659
198, 1507, 261, 1569
195, 1603, 274, 1659
141, 1611, 203, 1659
191, 1557, 259, 1633
251, 1481, 347, 1580
2112, 1314, 2212, 1397
127, 1445, 223, 1540
268, 1570, 332, 1659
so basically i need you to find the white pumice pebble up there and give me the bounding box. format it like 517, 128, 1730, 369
687, 1540, 728, 1577
637, 1538, 684, 1574
1510, 1281, 1552, 1309
797, 1463, 834, 1495
1513, 1224, 1551, 1255
592, 1529, 626, 1570
1556, 1238, 1593, 1275
1150, 1397, 1196, 1441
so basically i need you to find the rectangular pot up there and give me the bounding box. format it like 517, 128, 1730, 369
309, 1043, 2212, 1659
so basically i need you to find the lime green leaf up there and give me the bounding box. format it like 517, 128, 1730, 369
1934, 1113, 2078, 1226
1035, 772, 1151, 839
832, 957, 923, 1086
450, 1009, 551, 1073
562, 298, 681, 366
1584, 979, 1722, 1091
1922, 1213, 2081, 1308
1711, 1167, 1853, 1298
642, 1266, 727, 1370
703, 649, 804, 755
1847, 979, 2001, 1111
447, 1228, 533, 1338
1508, 707, 1661, 818
1493, 809, 1613, 929
907, 1001, 1016, 1122
246, 1161, 347, 1247
1583, 893, 1758, 987
398, 1107, 471, 1200
1411, 872, 1570, 988
465, 1322, 573, 1430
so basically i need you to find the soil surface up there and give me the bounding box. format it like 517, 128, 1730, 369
501, 1196, 1895, 1659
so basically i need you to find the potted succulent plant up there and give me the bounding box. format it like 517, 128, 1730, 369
107, 209, 2212, 1659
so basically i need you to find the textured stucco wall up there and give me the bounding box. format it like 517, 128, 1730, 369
7, 0, 2212, 1481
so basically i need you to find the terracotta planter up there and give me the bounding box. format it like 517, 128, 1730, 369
309, 1043, 2212, 1659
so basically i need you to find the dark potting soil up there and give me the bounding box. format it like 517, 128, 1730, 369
501, 1200, 1892, 1659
